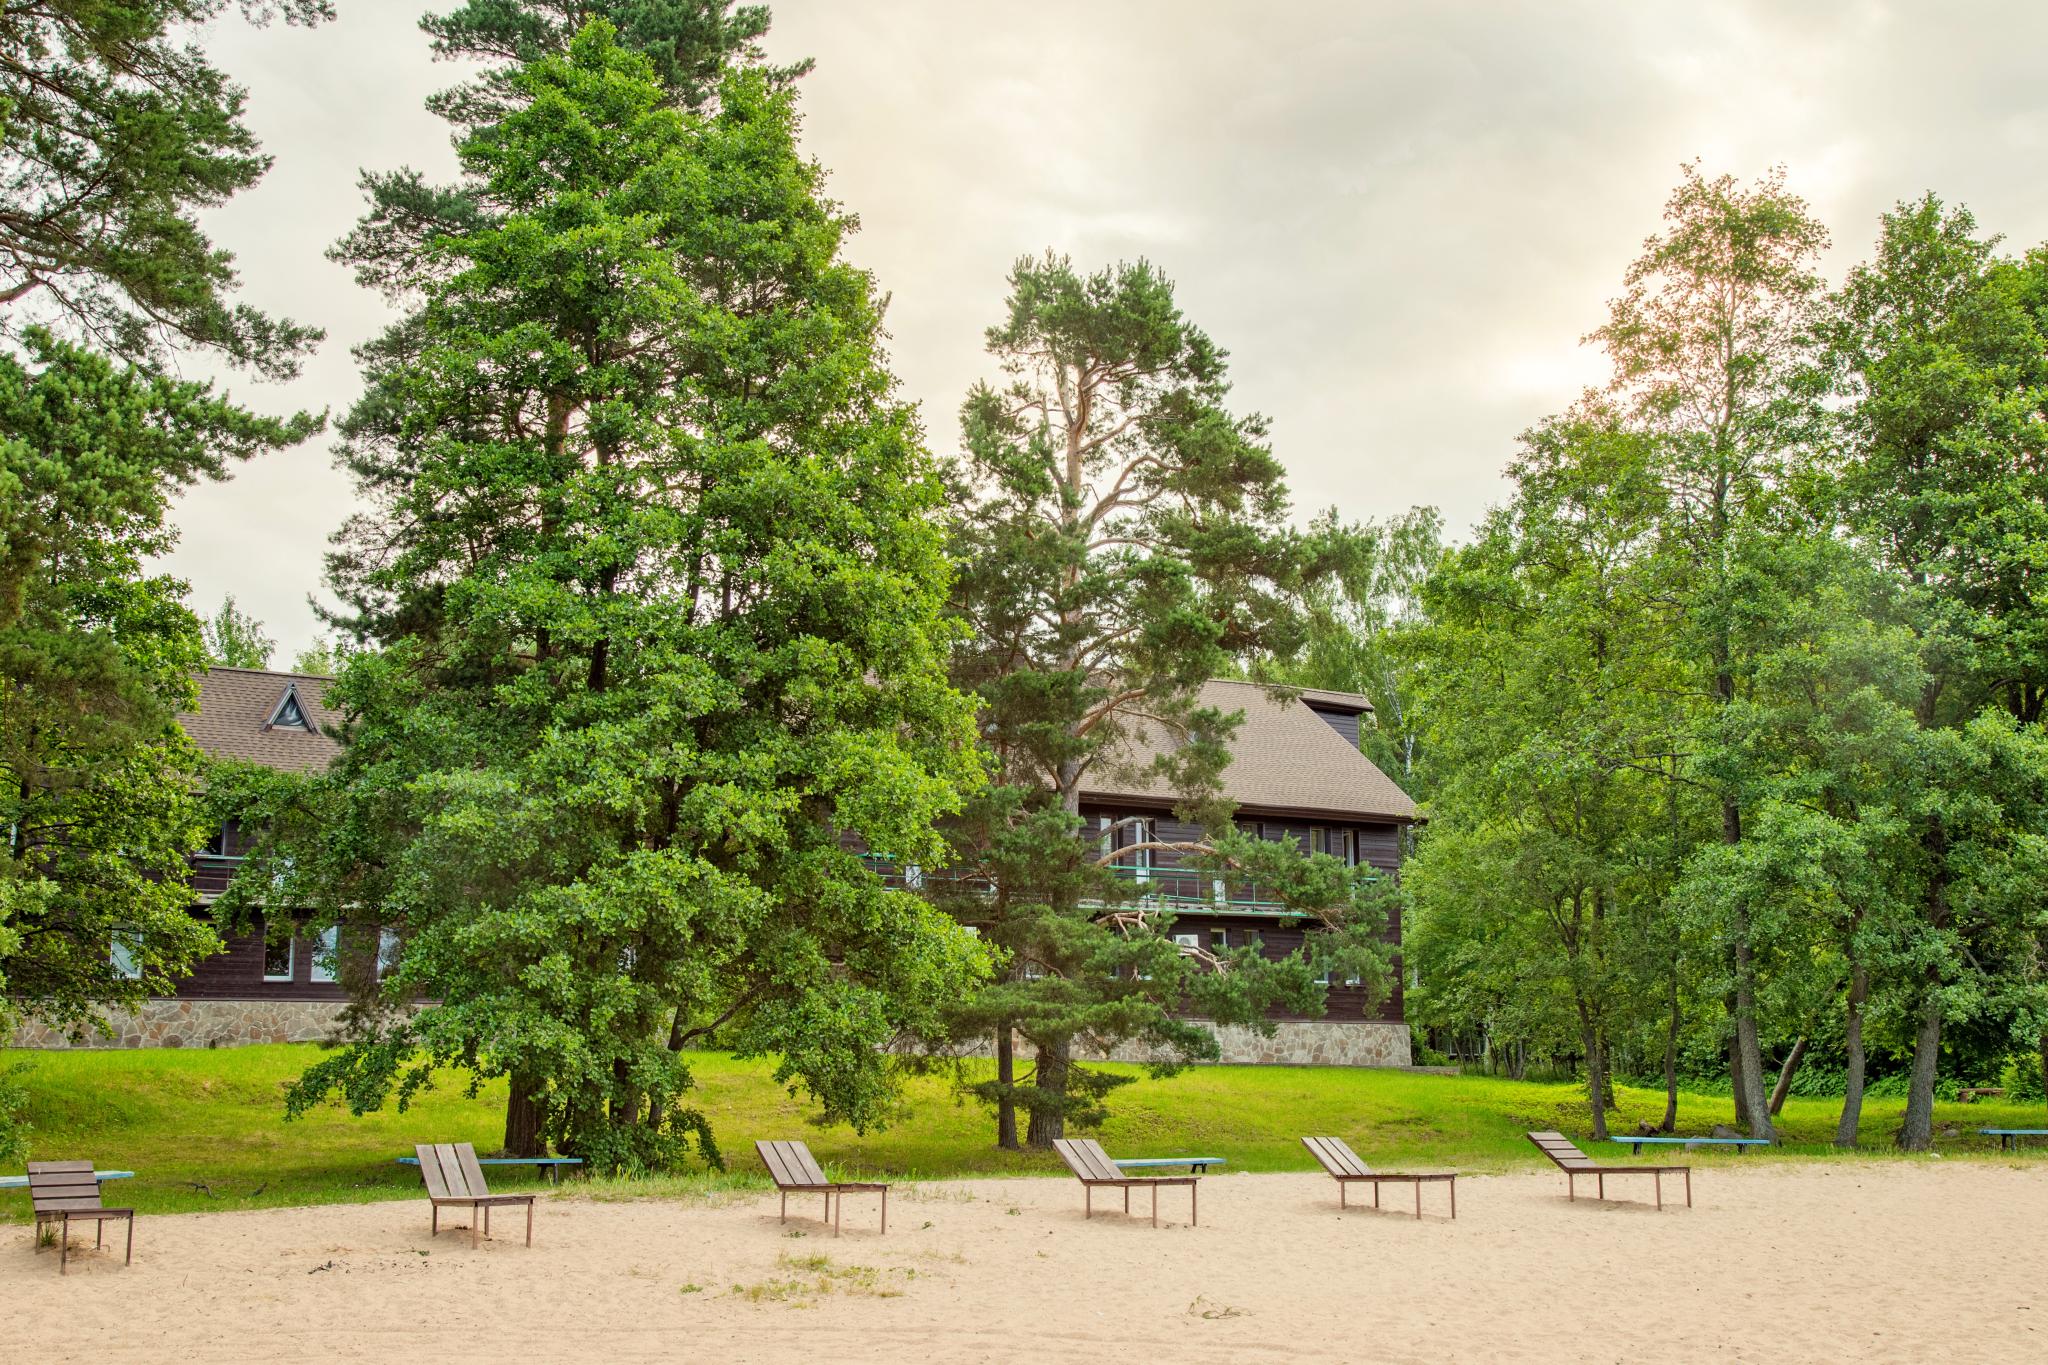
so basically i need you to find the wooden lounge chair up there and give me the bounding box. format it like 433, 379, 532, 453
1300, 1136, 1456, 1219
1527, 1130, 1690, 1208
1052, 1138, 1198, 1227
414, 1143, 537, 1248
27, 1161, 134, 1275
755, 1140, 888, 1236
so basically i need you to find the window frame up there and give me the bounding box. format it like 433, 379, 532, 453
263, 933, 296, 983
310, 926, 340, 984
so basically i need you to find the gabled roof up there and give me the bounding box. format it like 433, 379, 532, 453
178, 667, 341, 774
1078, 678, 1418, 823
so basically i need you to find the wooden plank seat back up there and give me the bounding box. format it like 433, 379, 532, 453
755, 1140, 888, 1237
1299, 1137, 1457, 1219
27, 1161, 134, 1274
413, 1143, 536, 1248
1524, 1131, 1691, 1209
1051, 1138, 1199, 1228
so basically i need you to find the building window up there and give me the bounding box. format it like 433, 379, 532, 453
903, 863, 924, 890
263, 933, 295, 982
1172, 932, 1199, 950
202, 823, 232, 857
1341, 830, 1357, 865
1210, 928, 1227, 952
311, 926, 339, 983
110, 929, 142, 980
377, 929, 401, 979
267, 683, 312, 731
1310, 826, 1326, 857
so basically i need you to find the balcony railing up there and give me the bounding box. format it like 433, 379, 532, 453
859, 856, 1306, 918
189, 852, 244, 900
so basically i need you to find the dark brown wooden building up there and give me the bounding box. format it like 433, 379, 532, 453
27, 671, 1417, 1062
1072, 680, 1418, 1066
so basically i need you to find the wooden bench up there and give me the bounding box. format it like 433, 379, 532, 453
414, 1143, 537, 1248
1301, 1136, 1456, 1219
27, 1161, 134, 1274
1980, 1128, 2048, 1152
1528, 1131, 1690, 1209
756, 1140, 888, 1236
1053, 1138, 1199, 1227
397, 1154, 584, 1185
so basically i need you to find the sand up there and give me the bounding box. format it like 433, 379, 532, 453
4, 1162, 2043, 1363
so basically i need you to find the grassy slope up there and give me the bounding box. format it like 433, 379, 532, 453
4, 1045, 2043, 1220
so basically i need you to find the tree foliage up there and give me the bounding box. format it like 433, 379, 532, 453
241, 22, 987, 1172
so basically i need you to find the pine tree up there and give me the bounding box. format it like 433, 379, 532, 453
257, 23, 987, 1170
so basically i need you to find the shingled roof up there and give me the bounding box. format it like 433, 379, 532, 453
1078, 679, 1418, 823
178, 667, 342, 774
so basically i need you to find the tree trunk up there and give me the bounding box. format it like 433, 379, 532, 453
1835, 962, 1868, 1148
1895, 978, 1944, 1152
1025, 1040, 1070, 1148
1660, 965, 1681, 1133
1768, 1037, 1807, 1117
503, 1075, 545, 1158
1731, 931, 1773, 1138
1578, 1009, 1610, 1140
995, 1026, 1019, 1150
1729, 1034, 1753, 1130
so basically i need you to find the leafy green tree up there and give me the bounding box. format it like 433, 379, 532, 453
1825, 195, 2048, 1146
202, 595, 275, 669
0, 0, 328, 375
1408, 417, 1701, 1137
247, 24, 987, 1171
1588, 164, 1833, 1138
940, 253, 1389, 1147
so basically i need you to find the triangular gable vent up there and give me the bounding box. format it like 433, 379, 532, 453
266, 682, 312, 732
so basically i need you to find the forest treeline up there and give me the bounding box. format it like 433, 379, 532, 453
6, 1, 2045, 1169
1280, 168, 2048, 1149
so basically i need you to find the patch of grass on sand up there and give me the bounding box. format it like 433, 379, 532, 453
3, 1043, 2044, 1220
729, 1253, 909, 1305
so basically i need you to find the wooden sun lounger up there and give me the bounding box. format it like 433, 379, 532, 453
27, 1161, 134, 1275
1301, 1136, 1456, 1219
1053, 1138, 1199, 1227
414, 1143, 537, 1248
1527, 1130, 1690, 1208
756, 1140, 888, 1236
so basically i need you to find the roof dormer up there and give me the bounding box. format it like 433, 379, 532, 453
265, 681, 313, 732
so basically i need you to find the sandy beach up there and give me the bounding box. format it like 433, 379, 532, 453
4, 1163, 2042, 1363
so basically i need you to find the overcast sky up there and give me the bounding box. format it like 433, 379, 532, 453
160, 0, 2048, 664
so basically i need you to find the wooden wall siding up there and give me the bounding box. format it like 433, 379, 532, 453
1304, 705, 1362, 749
172, 928, 348, 1001
1082, 802, 1406, 1025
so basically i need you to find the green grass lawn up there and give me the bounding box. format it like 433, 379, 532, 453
4, 1044, 2044, 1220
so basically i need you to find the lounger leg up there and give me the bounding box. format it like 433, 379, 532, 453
471, 1208, 479, 1250
1191, 1182, 1197, 1228
1655, 1171, 1662, 1210
485, 1204, 491, 1237
1373, 1182, 1380, 1210
1685, 1169, 1692, 1208
1085, 1187, 1091, 1219
61, 1218, 69, 1275
527, 1200, 534, 1247
97, 1221, 103, 1250
126, 1215, 134, 1266
1123, 1186, 1129, 1216
1567, 1173, 1574, 1202
1415, 1183, 1421, 1219
1597, 1173, 1604, 1201
1449, 1179, 1456, 1220
1152, 1185, 1158, 1228
780, 1190, 787, 1223
433, 1205, 439, 1236
1340, 1182, 1346, 1210
835, 1193, 842, 1238
880, 1187, 887, 1235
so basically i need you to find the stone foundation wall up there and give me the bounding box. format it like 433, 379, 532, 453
953, 1020, 1412, 1069
10, 999, 349, 1050
1081, 1020, 1412, 1068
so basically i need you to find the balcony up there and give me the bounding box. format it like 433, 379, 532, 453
189, 852, 244, 901
859, 856, 1306, 919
